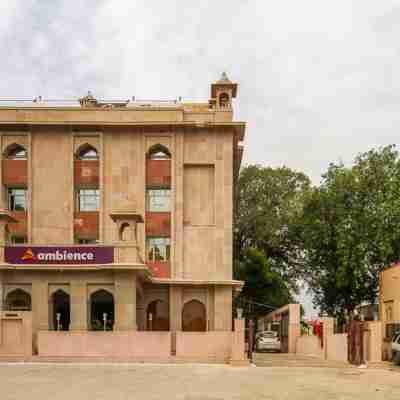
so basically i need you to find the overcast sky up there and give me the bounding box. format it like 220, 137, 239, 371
2, 0, 399, 317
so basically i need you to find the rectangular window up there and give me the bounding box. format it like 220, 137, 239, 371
8, 188, 27, 211
146, 189, 171, 212
76, 238, 98, 244
78, 189, 100, 211
11, 236, 27, 244
147, 237, 171, 262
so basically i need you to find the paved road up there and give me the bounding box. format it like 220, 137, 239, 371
0, 362, 399, 399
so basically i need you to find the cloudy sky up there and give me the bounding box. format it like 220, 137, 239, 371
2, 1, 399, 181
2, 0, 399, 316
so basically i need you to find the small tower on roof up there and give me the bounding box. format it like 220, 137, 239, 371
210, 72, 238, 110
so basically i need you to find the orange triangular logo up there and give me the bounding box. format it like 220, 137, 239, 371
21, 248, 35, 261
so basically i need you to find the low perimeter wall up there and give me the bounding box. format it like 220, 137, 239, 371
297, 320, 383, 364
38, 331, 171, 359
296, 333, 347, 362
37, 319, 249, 365
176, 332, 232, 362
296, 335, 324, 359
0, 311, 32, 359
326, 333, 348, 362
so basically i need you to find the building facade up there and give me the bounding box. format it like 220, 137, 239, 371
379, 263, 400, 338
0, 74, 245, 346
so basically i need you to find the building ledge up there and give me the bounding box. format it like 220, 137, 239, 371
150, 277, 244, 288
0, 262, 149, 271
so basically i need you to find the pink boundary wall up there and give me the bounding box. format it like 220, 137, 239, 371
0, 311, 32, 359
38, 331, 171, 358
296, 319, 383, 363
37, 319, 249, 365
296, 317, 348, 363
295, 335, 324, 359
176, 332, 232, 361
326, 333, 348, 362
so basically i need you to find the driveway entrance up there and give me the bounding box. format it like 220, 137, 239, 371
254, 352, 351, 368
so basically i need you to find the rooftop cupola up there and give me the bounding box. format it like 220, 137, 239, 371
210, 72, 238, 110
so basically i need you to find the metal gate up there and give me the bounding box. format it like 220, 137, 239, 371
280, 312, 289, 353
347, 320, 364, 365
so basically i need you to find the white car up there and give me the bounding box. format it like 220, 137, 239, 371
255, 331, 281, 352
391, 333, 400, 364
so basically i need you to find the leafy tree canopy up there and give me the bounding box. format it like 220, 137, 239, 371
235, 248, 292, 318
235, 165, 311, 291
300, 145, 400, 317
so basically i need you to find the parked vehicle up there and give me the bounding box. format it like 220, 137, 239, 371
255, 330, 281, 352
391, 333, 400, 364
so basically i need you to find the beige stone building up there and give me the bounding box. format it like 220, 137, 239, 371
379, 264, 400, 338
0, 74, 245, 348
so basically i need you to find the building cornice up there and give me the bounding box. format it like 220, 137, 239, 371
151, 278, 244, 288
0, 121, 245, 140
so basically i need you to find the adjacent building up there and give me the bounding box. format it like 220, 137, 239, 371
379, 263, 400, 338
0, 74, 245, 347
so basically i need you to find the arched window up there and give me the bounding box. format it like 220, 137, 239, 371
219, 92, 230, 108
146, 300, 169, 331
182, 300, 207, 332
90, 289, 114, 330
4, 144, 27, 160
146, 143, 172, 207
76, 144, 98, 160
147, 144, 171, 160
5, 289, 31, 311
51, 290, 70, 331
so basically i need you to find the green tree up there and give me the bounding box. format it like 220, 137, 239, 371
234, 248, 292, 318
235, 165, 311, 290
300, 145, 400, 318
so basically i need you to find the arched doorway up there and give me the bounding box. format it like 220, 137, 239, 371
182, 300, 206, 332
146, 300, 169, 331
52, 290, 70, 331
90, 289, 114, 331
5, 289, 31, 311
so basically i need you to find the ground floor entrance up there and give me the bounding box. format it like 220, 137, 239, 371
51, 290, 70, 331
0, 270, 234, 336
90, 289, 114, 331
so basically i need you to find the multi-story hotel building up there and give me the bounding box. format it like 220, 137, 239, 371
0, 74, 245, 347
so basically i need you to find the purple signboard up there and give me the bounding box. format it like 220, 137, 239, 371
4, 246, 114, 265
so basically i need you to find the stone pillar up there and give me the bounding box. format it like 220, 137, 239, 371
136, 303, 145, 331
0, 271, 3, 311
365, 321, 382, 363
230, 318, 249, 366
169, 285, 182, 332
287, 304, 301, 353
169, 286, 182, 355
214, 286, 232, 331
114, 271, 136, 330
32, 280, 49, 333
321, 317, 335, 360
70, 282, 87, 331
